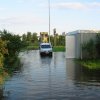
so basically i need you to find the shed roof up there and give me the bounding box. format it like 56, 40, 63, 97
66, 30, 100, 36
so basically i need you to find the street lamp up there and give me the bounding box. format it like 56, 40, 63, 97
48, 0, 50, 43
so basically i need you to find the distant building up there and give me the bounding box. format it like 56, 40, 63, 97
66, 30, 100, 59
40, 32, 48, 43
53, 28, 56, 35
62, 32, 66, 36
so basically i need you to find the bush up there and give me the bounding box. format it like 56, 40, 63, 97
96, 34, 100, 58
82, 39, 96, 59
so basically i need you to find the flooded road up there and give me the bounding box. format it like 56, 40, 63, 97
2, 50, 100, 100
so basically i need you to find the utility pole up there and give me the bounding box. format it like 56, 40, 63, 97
48, 0, 50, 43
53, 28, 56, 46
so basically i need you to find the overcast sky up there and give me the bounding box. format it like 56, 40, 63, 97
0, 0, 100, 35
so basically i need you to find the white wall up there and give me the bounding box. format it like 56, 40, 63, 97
66, 35, 76, 58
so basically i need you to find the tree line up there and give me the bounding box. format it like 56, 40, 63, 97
22, 32, 65, 47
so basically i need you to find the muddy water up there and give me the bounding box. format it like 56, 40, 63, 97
2, 50, 100, 100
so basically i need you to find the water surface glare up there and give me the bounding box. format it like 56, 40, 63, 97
3, 50, 100, 100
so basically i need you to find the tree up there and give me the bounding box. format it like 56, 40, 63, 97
32, 33, 37, 42
0, 38, 8, 68
32, 33, 38, 45
60, 35, 65, 46
96, 33, 100, 58
50, 35, 54, 46
7, 35, 23, 56
0, 30, 23, 56
22, 34, 27, 42
27, 32, 32, 42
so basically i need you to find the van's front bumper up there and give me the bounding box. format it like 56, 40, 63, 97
40, 51, 52, 56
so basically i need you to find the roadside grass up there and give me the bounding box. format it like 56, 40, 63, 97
21, 45, 65, 52
26, 45, 39, 50
79, 59, 100, 70
53, 46, 65, 52
21, 45, 39, 52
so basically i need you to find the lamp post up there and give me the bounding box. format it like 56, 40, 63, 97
48, 0, 50, 43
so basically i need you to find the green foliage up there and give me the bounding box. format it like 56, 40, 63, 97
0, 38, 8, 55
80, 33, 100, 69
50, 35, 54, 46
27, 32, 32, 42
0, 38, 8, 68
26, 45, 39, 50
22, 32, 39, 50
0, 30, 24, 72
53, 34, 65, 46
79, 60, 100, 69
82, 39, 96, 59
22, 34, 27, 41
96, 34, 100, 58
0, 30, 23, 56
53, 46, 65, 52
0, 53, 4, 68
8, 35, 22, 56
32, 33, 38, 42
82, 33, 100, 59
4, 56, 21, 73
58, 35, 65, 46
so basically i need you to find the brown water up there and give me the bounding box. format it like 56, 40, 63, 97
1, 50, 100, 100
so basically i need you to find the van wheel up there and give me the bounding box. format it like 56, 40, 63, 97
40, 53, 43, 56
49, 52, 52, 57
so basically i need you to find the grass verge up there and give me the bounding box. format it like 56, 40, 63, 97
53, 46, 65, 52
21, 45, 39, 52
26, 45, 39, 50
21, 45, 65, 52
79, 59, 100, 70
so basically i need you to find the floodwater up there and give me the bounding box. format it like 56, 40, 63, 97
1, 50, 100, 100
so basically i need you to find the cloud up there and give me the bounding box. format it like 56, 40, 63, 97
53, 2, 86, 10
17, 0, 43, 3
51, 2, 100, 10
0, 15, 45, 25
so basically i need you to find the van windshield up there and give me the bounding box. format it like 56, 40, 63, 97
41, 45, 51, 48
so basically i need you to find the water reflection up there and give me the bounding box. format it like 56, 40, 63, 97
40, 56, 52, 66
66, 58, 100, 84
0, 71, 9, 99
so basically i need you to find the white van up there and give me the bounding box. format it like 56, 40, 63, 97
39, 43, 53, 56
